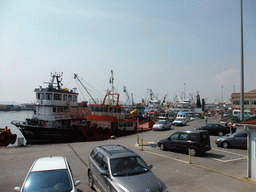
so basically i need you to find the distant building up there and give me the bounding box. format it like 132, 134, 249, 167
231, 89, 256, 114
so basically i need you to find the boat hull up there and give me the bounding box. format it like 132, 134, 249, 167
14, 124, 86, 144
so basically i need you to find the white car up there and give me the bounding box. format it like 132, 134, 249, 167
14, 156, 81, 192
172, 117, 187, 126
153, 120, 172, 131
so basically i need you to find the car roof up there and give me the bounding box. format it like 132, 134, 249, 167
176, 130, 208, 134
97, 144, 137, 159
31, 156, 67, 172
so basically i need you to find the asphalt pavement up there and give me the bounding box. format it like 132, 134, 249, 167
1, 116, 256, 192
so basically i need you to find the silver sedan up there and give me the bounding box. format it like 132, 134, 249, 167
215, 131, 247, 148
153, 120, 172, 131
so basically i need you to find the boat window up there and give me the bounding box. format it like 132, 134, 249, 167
53, 108, 56, 113
94, 106, 98, 112
118, 108, 121, 113
73, 95, 77, 102
54, 94, 62, 100
119, 122, 123, 127
99, 107, 103, 112
68, 95, 72, 101
46, 93, 52, 100
38, 93, 45, 100
104, 107, 108, 112
57, 108, 62, 112
123, 122, 126, 127
63, 95, 67, 101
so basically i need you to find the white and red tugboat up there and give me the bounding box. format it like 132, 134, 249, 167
11, 73, 90, 144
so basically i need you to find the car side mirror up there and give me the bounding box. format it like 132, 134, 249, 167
99, 170, 108, 176
14, 187, 20, 191
75, 180, 81, 186
148, 164, 153, 170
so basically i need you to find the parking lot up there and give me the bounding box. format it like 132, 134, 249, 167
1, 116, 256, 192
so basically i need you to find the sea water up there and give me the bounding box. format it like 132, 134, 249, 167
0, 111, 33, 146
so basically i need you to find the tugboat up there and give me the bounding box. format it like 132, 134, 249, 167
0, 126, 17, 147
11, 73, 90, 144
75, 70, 139, 140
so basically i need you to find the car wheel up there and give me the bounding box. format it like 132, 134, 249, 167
160, 144, 165, 151
88, 171, 94, 189
189, 148, 196, 156
222, 141, 229, 148
218, 132, 224, 136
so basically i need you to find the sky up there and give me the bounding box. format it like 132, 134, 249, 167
1, 0, 256, 105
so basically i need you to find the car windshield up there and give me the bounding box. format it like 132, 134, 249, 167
157, 121, 165, 124
23, 169, 72, 192
110, 156, 149, 176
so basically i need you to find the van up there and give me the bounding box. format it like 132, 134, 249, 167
158, 130, 211, 156
232, 109, 256, 119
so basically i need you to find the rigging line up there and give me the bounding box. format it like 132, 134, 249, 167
78, 75, 104, 97
64, 77, 74, 88
75, 81, 86, 101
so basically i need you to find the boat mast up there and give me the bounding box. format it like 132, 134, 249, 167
109, 70, 115, 104
74, 74, 97, 104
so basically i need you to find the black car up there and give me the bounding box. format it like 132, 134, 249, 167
157, 130, 211, 156
195, 123, 230, 136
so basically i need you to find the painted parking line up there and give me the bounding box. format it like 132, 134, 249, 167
206, 147, 247, 163
211, 147, 247, 157
144, 150, 189, 164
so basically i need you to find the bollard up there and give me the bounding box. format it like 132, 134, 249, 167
137, 134, 139, 145
140, 139, 144, 151
188, 148, 192, 164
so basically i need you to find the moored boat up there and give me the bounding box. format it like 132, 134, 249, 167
75, 70, 146, 140
0, 126, 17, 147
11, 73, 90, 144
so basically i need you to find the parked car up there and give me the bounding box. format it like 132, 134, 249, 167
157, 130, 211, 156
14, 156, 81, 192
153, 120, 172, 131
88, 144, 168, 192
195, 123, 230, 136
172, 117, 187, 126
215, 131, 247, 148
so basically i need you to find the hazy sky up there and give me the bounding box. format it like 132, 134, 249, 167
1, 0, 256, 104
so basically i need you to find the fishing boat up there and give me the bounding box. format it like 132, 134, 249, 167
11, 73, 90, 144
75, 70, 145, 140
0, 126, 17, 147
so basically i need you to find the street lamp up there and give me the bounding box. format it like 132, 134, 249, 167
184, 83, 186, 100
221, 86, 223, 103
240, 0, 244, 121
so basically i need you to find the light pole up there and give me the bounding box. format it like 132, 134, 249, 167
221, 86, 223, 103
240, 0, 244, 121
184, 83, 186, 100
233, 86, 235, 93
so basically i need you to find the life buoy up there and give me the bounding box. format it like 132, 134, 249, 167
43, 121, 46, 127
0, 133, 8, 143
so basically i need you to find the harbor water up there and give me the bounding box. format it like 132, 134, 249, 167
0, 111, 33, 146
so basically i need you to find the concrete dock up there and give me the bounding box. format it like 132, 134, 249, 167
1, 117, 256, 192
